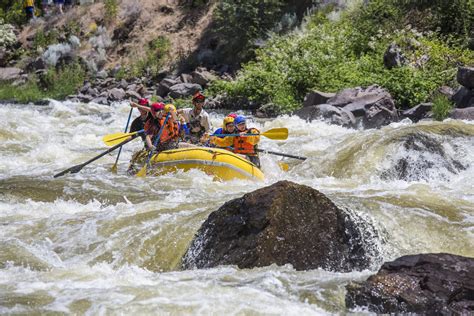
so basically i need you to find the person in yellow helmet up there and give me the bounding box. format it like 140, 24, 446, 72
24, 0, 35, 20
212, 116, 236, 139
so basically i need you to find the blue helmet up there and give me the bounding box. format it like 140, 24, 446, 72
234, 115, 246, 125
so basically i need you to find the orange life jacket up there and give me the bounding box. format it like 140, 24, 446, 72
144, 116, 179, 144
233, 128, 259, 155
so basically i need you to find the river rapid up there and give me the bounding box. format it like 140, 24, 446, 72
0, 100, 473, 314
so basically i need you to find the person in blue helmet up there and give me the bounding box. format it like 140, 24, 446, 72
210, 115, 261, 167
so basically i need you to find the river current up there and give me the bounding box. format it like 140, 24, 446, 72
0, 101, 473, 314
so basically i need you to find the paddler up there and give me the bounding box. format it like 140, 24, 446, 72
210, 115, 261, 167
129, 98, 151, 145
144, 102, 179, 153
177, 91, 211, 144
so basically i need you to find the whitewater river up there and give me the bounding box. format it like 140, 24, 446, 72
0, 100, 473, 314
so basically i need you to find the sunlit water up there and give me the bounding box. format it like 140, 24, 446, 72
0, 101, 473, 314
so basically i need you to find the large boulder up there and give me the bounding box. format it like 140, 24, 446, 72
457, 66, 474, 89
452, 87, 474, 108
191, 68, 217, 87
0, 67, 22, 81
346, 253, 474, 314
303, 90, 336, 107
401, 103, 432, 122
294, 104, 356, 127
182, 181, 380, 272
107, 88, 126, 101
168, 83, 202, 99
156, 78, 178, 97
450, 107, 474, 120
327, 85, 398, 128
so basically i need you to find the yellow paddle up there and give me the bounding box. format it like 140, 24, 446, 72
103, 129, 144, 146
212, 127, 288, 140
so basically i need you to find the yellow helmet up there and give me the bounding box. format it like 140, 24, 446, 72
222, 116, 235, 128
164, 104, 176, 113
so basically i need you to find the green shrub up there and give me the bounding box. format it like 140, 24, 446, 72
32, 29, 59, 51
128, 36, 170, 79
210, 3, 474, 114
104, 0, 118, 24
0, 63, 85, 102
432, 95, 453, 121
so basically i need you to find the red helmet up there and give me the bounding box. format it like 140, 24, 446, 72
228, 113, 238, 118
192, 91, 206, 102
138, 98, 149, 106
151, 102, 165, 112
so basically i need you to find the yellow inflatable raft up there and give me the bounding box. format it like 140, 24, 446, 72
129, 147, 264, 181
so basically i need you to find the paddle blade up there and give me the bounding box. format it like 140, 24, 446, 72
110, 163, 118, 174
261, 128, 288, 140
136, 165, 147, 177
103, 132, 134, 146
278, 162, 289, 171
53, 164, 84, 178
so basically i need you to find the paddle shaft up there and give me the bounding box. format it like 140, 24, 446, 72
212, 133, 260, 137
256, 148, 307, 161
144, 113, 170, 167
54, 134, 139, 178
113, 108, 134, 166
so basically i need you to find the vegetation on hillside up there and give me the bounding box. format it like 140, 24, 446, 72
211, 0, 474, 113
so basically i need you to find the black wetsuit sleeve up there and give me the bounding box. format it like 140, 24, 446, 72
130, 117, 146, 141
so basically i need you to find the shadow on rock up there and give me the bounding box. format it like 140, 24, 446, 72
182, 181, 382, 272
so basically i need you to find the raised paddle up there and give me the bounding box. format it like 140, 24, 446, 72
136, 113, 170, 178
111, 107, 134, 173
103, 129, 145, 146
53, 134, 140, 178
256, 148, 307, 161
212, 127, 288, 140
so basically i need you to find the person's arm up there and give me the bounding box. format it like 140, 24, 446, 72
131, 101, 151, 113
145, 134, 155, 151
244, 128, 260, 145
210, 136, 233, 148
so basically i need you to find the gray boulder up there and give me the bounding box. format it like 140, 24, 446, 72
346, 253, 474, 314
402, 103, 432, 122
108, 88, 126, 101
180, 73, 193, 83
457, 66, 474, 89
303, 90, 336, 107
168, 83, 202, 99
452, 86, 474, 108
0, 67, 22, 81
125, 90, 142, 100
182, 181, 380, 272
91, 96, 109, 105
191, 69, 217, 87
156, 78, 178, 97
450, 107, 474, 120
327, 85, 398, 128
294, 104, 356, 127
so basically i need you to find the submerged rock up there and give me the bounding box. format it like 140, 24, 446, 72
182, 181, 380, 271
346, 253, 474, 314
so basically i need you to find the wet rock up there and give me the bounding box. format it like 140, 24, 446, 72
383, 43, 406, 69
0, 67, 23, 81
327, 85, 398, 128
450, 107, 474, 120
295, 104, 356, 127
380, 132, 466, 181
255, 103, 279, 118
77, 93, 94, 102
457, 66, 474, 89
91, 96, 109, 105
169, 83, 202, 99
108, 88, 126, 101
402, 103, 432, 122
346, 253, 474, 314
452, 87, 474, 109
182, 181, 379, 272
156, 78, 178, 97
303, 90, 336, 107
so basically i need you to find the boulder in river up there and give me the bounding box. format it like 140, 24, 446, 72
346, 253, 474, 314
457, 66, 474, 89
401, 103, 432, 122
452, 86, 474, 109
182, 181, 380, 272
303, 90, 336, 108
326, 85, 398, 129
168, 83, 202, 99
450, 107, 474, 120
294, 103, 356, 127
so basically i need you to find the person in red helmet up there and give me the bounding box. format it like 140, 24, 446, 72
129, 98, 151, 144
177, 91, 211, 144
144, 102, 179, 153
